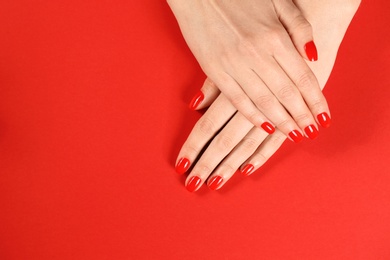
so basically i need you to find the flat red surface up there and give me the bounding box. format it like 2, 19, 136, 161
0, 1, 389, 259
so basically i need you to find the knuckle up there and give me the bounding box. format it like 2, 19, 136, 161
238, 38, 259, 57
277, 85, 298, 101
270, 133, 285, 147
291, 15, 313, 34
255, 95, 274, 110
241, 137, 259, 151
222, 50, 235, 64
295, 113, 311, 124
255, 152, 268, 164
204, 78, 217, 90
267, 27, 286, 43
275, 118, 290, 129
197, 117, 215, 136
297, 71, 317, 90
221, 163, 236, 175
214, 134, 235, 151
247, 111, 261, 125
215, 72, 233, 87
267, 27, 288, 50
309, 98, 324, 111
200, 164, 212, 174
230, 93, 248, 107
195, 164, 212, 176
185, 144, 201, 156
218, 44, 234, 62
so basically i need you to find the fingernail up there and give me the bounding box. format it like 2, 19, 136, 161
186, 176, 202, 192
176, 158, 190, 174
288, 130, 304, 143
261, 122, 275, 134
304, 125, 319, 140
304, 41, 318, 61
208, 176, 224, 191
317, 112, 332, 128
241, 164, 255, 176
189, 91, 204, 110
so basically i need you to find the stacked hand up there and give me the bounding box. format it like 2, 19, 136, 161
168, 0, 361, 191
168, 0, 332, 139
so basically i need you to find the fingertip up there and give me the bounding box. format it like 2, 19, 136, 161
175, 157, 191, 174
189, 90, 204, 110
304, 41, 318, 62
240, 164, 255, 176
304, 124, 319, 140
261, 122, 275, 134
288, 130, 304, 143
185, 176, 202, 192
208, 175, 224, 190
317, 112, 332, 128
194, 78, 221, 110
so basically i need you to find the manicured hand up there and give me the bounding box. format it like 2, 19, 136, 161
175, 0, 361, 191
168, 0, 330, 139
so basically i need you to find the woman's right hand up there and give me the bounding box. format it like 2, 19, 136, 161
168, 0, 331, 140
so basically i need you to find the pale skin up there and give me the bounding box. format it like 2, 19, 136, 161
174, 0, 361, 191
168, 0, 331, 139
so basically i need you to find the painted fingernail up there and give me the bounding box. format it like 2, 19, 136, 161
189, 91, 204, 110
241, 164, 255, 176
317, 112, 331, 128
208, 176, 224, 191
304, 125, 319, 140
304, 41, 318, 61
176, 158, 190, 175
186, 176, 202, 192
288, 130, 304, 143
261, 122, 275, 134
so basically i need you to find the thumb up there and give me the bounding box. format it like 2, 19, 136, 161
189, 78, 220, 110
273, 0, 318, 61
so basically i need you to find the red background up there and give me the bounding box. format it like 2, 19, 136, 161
0, 0, 389, 259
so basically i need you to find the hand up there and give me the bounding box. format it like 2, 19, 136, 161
168, 0, 330, 140
175, 0, 361, 192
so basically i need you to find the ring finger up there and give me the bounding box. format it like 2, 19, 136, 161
206, 125, 268, 190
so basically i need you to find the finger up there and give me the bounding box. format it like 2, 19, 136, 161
255, 54, 321, 139
185, 112, 254, 192
240, 129, 287, 176
273, 0, 318, 61
209, 71, 276, 135
189, 78, 221, 110
207, 126, 268, 190
175, 94, 236, 175
231, 62, 305, 143
275, 40, 332, 130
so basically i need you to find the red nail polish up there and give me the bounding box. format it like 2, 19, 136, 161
304, 125, 319, 140
176, 158, 190, 175
241, 164, 254, 176
208, 176, 223, 190
288, 130, 304, 143
261, 122, 275, 134
317, 113, 331, 128
189, 91, 204, 110
304, 41, 318, 61
186, 176, 202, 192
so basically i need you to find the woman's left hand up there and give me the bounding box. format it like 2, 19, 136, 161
174, 0, 361, 191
